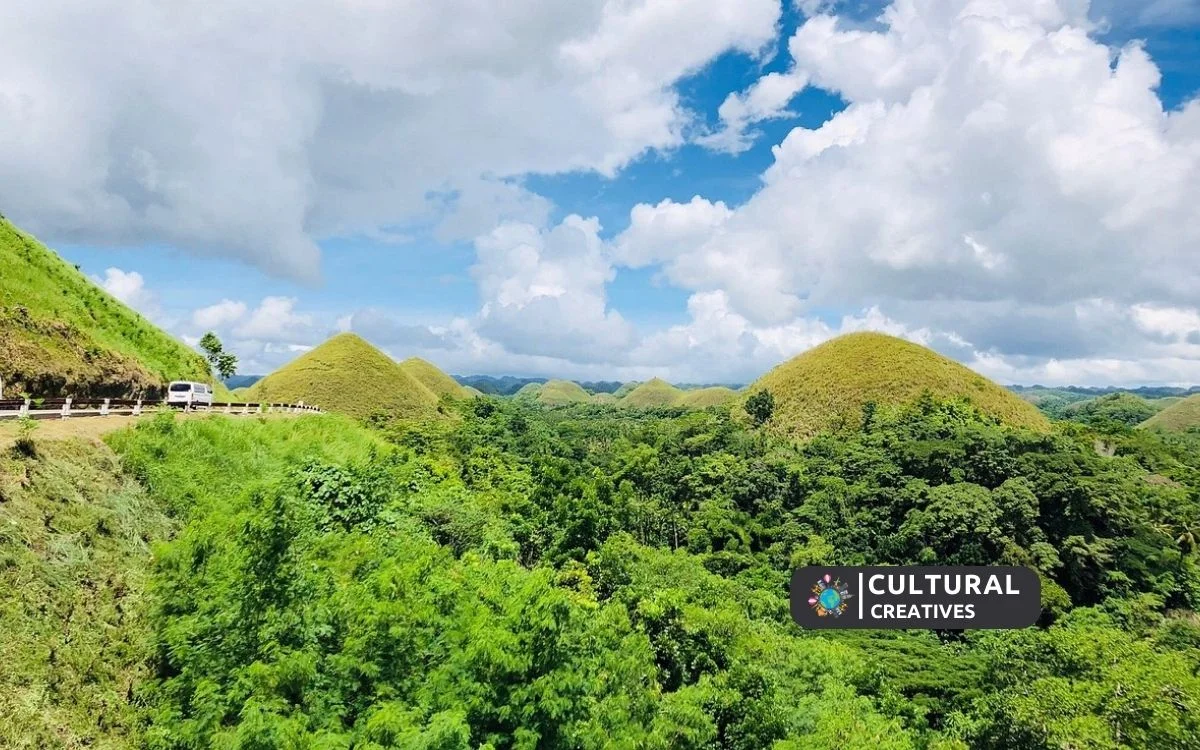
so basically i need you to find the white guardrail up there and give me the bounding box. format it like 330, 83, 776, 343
0, 397, 322, 421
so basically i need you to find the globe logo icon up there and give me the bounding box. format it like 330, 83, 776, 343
809, 573, 852, 617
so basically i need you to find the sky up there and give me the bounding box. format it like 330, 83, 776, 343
3, 0, 1200, 386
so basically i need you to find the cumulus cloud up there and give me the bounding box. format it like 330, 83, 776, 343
234, 297, 314, 341
471, 215, 635, 363
192, 299, 247, 330
604, 0, 1200, 382
0, 0, 779, 280
94, 267, 159, 318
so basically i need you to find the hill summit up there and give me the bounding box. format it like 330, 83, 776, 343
619, 378, 684, 408
399, 357, 469, 399
246, 333, 439, 419
0, 218, 212, 397
1142, 393, 1200, 432
748, 332, 1049, 438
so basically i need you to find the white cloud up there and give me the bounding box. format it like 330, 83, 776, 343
0, 0, 779, 280
192, 299, 247, 330
233, 296, 315, 341
608, 0, 1200, 379
698, 73, 809, 153
471, 215, 635, 363
94, 267, 159, 317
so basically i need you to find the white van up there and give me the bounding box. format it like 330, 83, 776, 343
166, 381, 214, 408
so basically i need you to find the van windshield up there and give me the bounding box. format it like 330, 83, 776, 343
169, 383, 192, 392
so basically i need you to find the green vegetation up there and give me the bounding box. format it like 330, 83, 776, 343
619, 378, 684, 408
1057, 392, 1159, 428
677, 386, 737, 408
536, 379, 593, 406
199, 332, 238, 380
1143, 393, 1200, 432
4, 384, 1200, 748
592, 392, 619, 404
0, 218, 211, 397
0, 438, 174, 747
246, 333, 440, 419
399, 357, 470, 399
750, 332, 1050, 438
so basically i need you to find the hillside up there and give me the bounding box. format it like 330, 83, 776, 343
513, 382, 543, 400
619, 378, 684, 408
1142, 393, 1200, 432
245, 333, 438, 419
0, 218, 211, 397
536, 379, 592, 406
749, 332, 1050, 438
399, 357, 468, 399
679, 386, 738, 408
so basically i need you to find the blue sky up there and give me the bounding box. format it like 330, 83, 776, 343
6, 0, 1200, 384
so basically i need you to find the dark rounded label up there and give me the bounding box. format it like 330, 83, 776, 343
790, 566, 1041, 629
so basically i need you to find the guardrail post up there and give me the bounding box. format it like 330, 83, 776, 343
241, 403, 249, 415
101, 398, 110, 416
133, 398, 143, 416
224, 402, 232, 414
61, 397, 72, 420
21, 398, 30, 417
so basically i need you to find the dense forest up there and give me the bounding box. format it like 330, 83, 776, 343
7, 392, 1198, 749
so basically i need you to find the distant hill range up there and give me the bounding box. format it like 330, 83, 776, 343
1010, 384, 1200, 400
0, 216, 214, 398
223, 375, 264, 389
455, 374, 744, 396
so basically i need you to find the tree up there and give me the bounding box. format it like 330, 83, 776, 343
198, 331, 238, 380
745, 390, 775, 426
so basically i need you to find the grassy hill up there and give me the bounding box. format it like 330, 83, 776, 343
592, 392, 619, 405
679, 386, 738, 408
513, 382, 543, 400
536, 379, 592, 406
0, 218, 211, 397
245, 333, 439, 419
749, 332, 1050, 438
1142, 394, 1200, 432
613, 382, 640, 398
399, 357, 468, 400
619, 378, 684, 408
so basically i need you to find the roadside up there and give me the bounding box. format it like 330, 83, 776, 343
0, 411, 303, 450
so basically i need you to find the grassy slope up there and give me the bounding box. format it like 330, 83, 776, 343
592, 392, 619, 404
246, 333, 438, 420
0, 437, 174, 748
0, 218, 211, 398
1142, 394, 1200, 432
613, 382, 640, 398
619, 378, 684, 408
513, 382, 543, 400
399, 357, 468, 399
537, 379, 592, 406
678, 387, 737, 408
751, 332, 1050, 439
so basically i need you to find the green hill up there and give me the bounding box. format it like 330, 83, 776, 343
513, 382, 543, 400
619, 378, 684, 408
749, 332, 1050, 439
613, 382, 641, 398
245, 333, 439, 419
536, 379, 592, 406
399, 357, 468, 399
1142, 394, 1200, 432
0, 218, 211, 397
592, 392, 618, 405
679, 386, 737, 408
